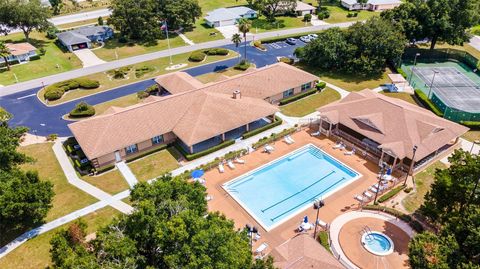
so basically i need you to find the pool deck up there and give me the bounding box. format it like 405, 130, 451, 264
204, 130, 386, 256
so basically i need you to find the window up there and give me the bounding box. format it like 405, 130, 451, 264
125, 144, 138, 155
152, 135, 164, 145
283, 88, 294, 98
301, 82, 311, 91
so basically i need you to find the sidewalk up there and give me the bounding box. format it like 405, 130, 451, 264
116, 161, 139, 188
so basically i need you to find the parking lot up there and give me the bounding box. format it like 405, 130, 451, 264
265, 41, 292, 50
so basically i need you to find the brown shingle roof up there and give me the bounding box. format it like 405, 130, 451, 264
270, 234, 344, 269
6, 42, 36, 56
318, 90, 468, 160
154, 72, 204, 94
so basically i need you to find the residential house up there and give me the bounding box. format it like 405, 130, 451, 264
317, 89, 468, 174
69, 63, 318, 168
0, 43, 37, 64
293, 1, 316, 16
205, 7, 258, 27
341, 0, 401, 11
56, 25, 114, 52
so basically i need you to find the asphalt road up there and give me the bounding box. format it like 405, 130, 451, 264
0, 41, 303, 136
0, 21, 354, 97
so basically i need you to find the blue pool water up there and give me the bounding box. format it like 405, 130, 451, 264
223, 144, 360, 230
363, 232, 393, 255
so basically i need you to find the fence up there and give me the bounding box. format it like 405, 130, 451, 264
401, 48, 479, 70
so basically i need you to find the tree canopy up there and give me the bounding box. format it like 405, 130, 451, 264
408, 150, 480, 268
108, 0, 201, 42
295, 17, 406, 76
381, 0, 480, 49
50, 175, 274, 268
0, 0, 51, 40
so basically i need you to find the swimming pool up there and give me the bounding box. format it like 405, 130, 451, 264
223, 144, 361, 231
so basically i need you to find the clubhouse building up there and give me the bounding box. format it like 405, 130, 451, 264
69, 63, 318, 168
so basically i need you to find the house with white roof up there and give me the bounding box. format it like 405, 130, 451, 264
341, 0, 401, 11
204, 6, 257, 27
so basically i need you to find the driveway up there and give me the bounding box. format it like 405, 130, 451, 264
73, 49, 106, 67
216, 25, 252, 39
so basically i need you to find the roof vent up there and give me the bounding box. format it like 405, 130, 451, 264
233, 89, 241, 99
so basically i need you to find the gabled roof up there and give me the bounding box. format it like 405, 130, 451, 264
154, 72, 205, 94
56, 31, 91, 45
295, 1, 316, 11
318, 90, 468, 160
271, 234, 343, 269
6, 42, 36, 56
56, 26, 112, 45
205, 6, 256, 22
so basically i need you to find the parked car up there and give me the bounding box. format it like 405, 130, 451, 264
308, 34, 318, 40
286, 38, 297, 45
299, 36, 311, 43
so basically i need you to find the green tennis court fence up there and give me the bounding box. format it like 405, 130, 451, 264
401, 48, 479, 70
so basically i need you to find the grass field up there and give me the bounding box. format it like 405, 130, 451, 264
198, 0, 247, 12
18, 143, 97, 222
0, 32, 82, 86
0, 206, 120, 269
280, 88, 341, 117
402, 162, 447, 213
128, 148, 180, 182
184, 20, 223, 43
381, 91, 419, 105
323, 5, 379, 24
57, 17, 108, 30
297, 64, 392, 92
82, 169, 130, 194
38, 50, 237, 105
251, 16, 309, 33
463, 131, 480, 142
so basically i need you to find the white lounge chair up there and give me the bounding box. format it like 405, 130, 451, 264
311, 131, 321, 136
227, 160, 236, 169
355, 195, 366, 202
363, 191, 373, 199
369, 186, 379, 193
235, 157, 245, 164
333, 141, 345, 150
264, 145, 274, 153
255, 242, 269, 254
254, 233, 261, 241
316, 219, 328, 229
344, 148, 356, 155
284, 136, 294, 145
218, 163, 225, 173
206, 195, 213, 201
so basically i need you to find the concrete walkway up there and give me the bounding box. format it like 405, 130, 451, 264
73, 49, 106, 67
469, 36, 480, 52
325, 82, 350, 98
116, 161, 139, 188
441, 138, 479, 164
178, 33, 195, 46
52, 140, 133, 214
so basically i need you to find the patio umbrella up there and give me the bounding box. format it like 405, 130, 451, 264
191, 169, 204, 179
303, 215, 308, 223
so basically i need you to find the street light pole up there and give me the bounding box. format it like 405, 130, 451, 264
373, 162, 387, 204
428, 70, 439, 98
408, 53, 420, 84
313, 199, 324, 239
404, 145, 418, 186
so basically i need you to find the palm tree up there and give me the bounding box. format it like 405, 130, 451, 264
231, 33, 242, 61
0, 41, 11, 71
237, 18, 251, 61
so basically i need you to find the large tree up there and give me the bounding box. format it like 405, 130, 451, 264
381, 0, 480, 49
295, 17, 406, 76
0, 41, 11, 71
49, 0, 63, 15
50, 175, 274, 268
0, 0, 51, 41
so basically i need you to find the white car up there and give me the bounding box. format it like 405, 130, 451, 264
299, 36, 311, 43
308, 34, 318, 40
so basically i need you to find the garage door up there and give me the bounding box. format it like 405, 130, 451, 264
71, 43, 88, 51
220, 19, 235, 27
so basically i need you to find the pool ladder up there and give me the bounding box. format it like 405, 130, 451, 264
362, 226, 374, 241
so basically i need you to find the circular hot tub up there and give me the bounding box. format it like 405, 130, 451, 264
361, 231, 394, 256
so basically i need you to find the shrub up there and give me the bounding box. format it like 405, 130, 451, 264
242, 116, 283, 139
317, 7, 330, 19
253, 40, 266, 50
317, 231, 331, 254
279, 57, 294, 64
126, 144, 168, 163
29, 54, 40, 61
414, 89, 444, 117
353, 12, 358, 17
44, 88, 66, 101
316, 81, 327, 90
279, 88, 317, 105
43, 78, 100, 101
46, 26, 58, 39
135, 65, 154, 78
347, 12, 354, 18
377, 185, 406, 203
76, 78, 100, 88
145, 84, 159, 94
460, 121, 480, 129
109, 66, 131, 79
363, 205, 425, 232
188, 51, 206, 62
234, 59, 251, 70
252, 128, 296, 149
95, 164, 115, 174
118, 36, 128, 43
137, 90, 149, 99
303, 13, 312, 22
404, 187, 413, 193
69, 102, 95, 118
174, 140, 236, 161
204, 48, 229, 55
47, 134, 58, 141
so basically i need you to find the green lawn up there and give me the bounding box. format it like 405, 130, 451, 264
297, 63, 392, 92
0, 206, 120, 269
184, 20, 223, 43
198, 0, 247, 12
38, 50, 237, 105
280, 88, 341, 117
194, 65, 251, 83
19, 143, 98, 222
323, 5, 379, 24
57, 17, 108, 30
251, 15, 310, 33
0, 32, 82, 86
128, 148, 180, 182
402, 161, 447, 213
463, 131, 480, 142
93, 93, 141, 115
82, 169, 130, 194
470, 25, 480, 35
381, 91, 419, 105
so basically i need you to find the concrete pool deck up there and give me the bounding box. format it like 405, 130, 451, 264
204, 130, 388, 255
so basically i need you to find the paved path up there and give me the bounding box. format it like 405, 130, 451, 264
469, 36, 480, 52
73, 49, 107, 67
52, 140, 133, 214
441, 138, 480, 164
0, 21, 354, 97
116, 161, 139, 188
178, 33, 195, 45
49, 9, 111, 26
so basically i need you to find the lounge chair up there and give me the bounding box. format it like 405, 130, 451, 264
311, 131, 321, 136
255, 242, 269, 255
206, 195, 213, 201
355, 195, 366, 202
284, 136, 294, 145
369, 186, 379, 193
333, 141, 345, 150
286, 135, 295, 143
235, 157, 245, 164
254, 233, 261, 241
218, 163, 225, 173
344, 148, 356, 155
264, 145, 274, 153
227, 160, 236, 169
316, 219, 328, 228
363, 191, 373, 199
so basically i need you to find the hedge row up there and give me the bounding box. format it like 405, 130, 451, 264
174, 139, 236, 161
362, 205, 424, 232
460, 121, 480, 129
279, 88, 317, 105
69, 102, 95, 118
242, 116, 283, 139
397, 68, 408, 79
126, 144, 168, 163
234, 59, 250, 71
414, 89, 444, 117
279, 57, 294, 64
44, 78, 100, 101
205, 48, 229, 56
188, 51, 206, 62
252, 128, 296, 149
317, 231, 332, 254
377, 185, 406, 203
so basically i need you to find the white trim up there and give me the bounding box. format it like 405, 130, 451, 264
361, 231, 394, 256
